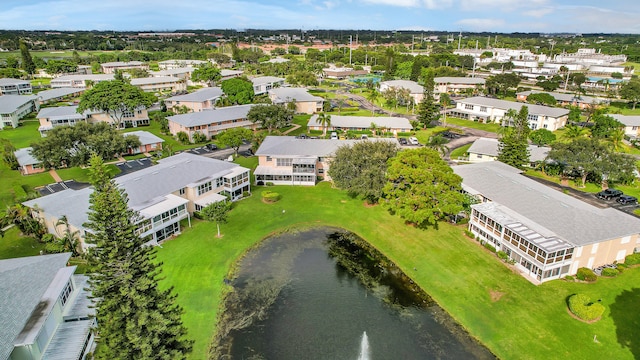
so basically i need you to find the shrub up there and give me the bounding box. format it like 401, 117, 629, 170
576, 267, 597, 282
457, 217, 469, 225
568, 294, 605, 321
625, 253, 640, 265
176, 131, 191, 144
265, 182, 274, 186
616, 264, 626, 272
601, 268, 619, 277
261, 190, 280, 203
464, 230, 474, 238
497, 251, 509, 261
565, 275, 575, 281
483, 242, 496, 253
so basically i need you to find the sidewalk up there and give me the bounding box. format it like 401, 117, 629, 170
48, 169, 62, 182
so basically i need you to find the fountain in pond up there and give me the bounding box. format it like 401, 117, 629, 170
358, 331, 370, 360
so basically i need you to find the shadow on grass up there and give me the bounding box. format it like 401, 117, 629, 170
610, 288, 640, 359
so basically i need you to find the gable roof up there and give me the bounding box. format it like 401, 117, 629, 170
268, 88, 323, 103
517, 91, 604, 105
35, 87, 83, 102
36, 105, 86, 119
124, 130, 165, 146
250, 76, 285, 86
434, 77, 486, 85
167, 104, 254, 127
0, 78, 30, 86
255, 135, 397, 157
467, 137, 550, 162
0, 95, 35, 114
308, 114, 413, 130
458, 96, 570, 118
453, 161, 640, 246
130, 76, 183, 86
0, 253, 71, 360
379, 80, 424, 94
165, 87, 223, 103
14, 147, 39, 167
609, 114, 640, 127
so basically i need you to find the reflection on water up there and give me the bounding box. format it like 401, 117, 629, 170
214, 228, 494, 360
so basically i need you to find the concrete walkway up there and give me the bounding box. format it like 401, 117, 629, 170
48, 169, 62, 182
283, 123, 301, 135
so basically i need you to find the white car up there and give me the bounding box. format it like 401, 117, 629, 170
330, 132, 338, 140
409, 137, 420, 145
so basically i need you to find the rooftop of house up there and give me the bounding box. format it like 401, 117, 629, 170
14, 147, 39, 167
124, 130, 165, 146
467, 137, 550, 162
379, 80, 424, 94
130, 76, 183, 86
101, 61, 146, 67
0, 78, 30, 86
165, 87, 223, 103
220, 69, 243, 77
150, 67, 195, 77
453, 161, 640, 247
51, 74, 114, 82
268, 88, 324, 103
0, 95, 35, 114
158, 59, 208, 66
0, 253, 72, 360
250, 76, 285, 86
517, 91, 604, 104
434, 77, 486, 85
167, 104, 254, 127
36, 105, 93, 119
609, 114, 640, 127
458, 96, 570, 118
255, 135, 397, 157
308, 114, 413, 130
35, 87, 83, 102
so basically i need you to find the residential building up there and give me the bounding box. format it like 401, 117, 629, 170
307, 114, 413, 134
0, 78, 32, 95
465, 137, 550, 165
37, 65, 92, 78
379, 80, 424, 104
50, 74, 114, 89
0, 95, 38, 130
268, 88, 324, 114
158, 59, 209, 70
35, 87, 84, 105
449, 96, 569, 131
14, 147, 45, 175
167, 104, 256, 142
130, 76, 186, 93
36, 105, 150, 135
100, 61, 148, 74
220, 69, 244, 81
164, 87, 223, 113
1, 253, 95, 360
322, 67, 368, 79
453, 161, 640, 283
150, 67, 195, 84
23, 153, 251, 249
434, 77, 485, 95
609, 114, 640, 139
516, 91, 608, 109
254, 136, 397, 185
123, 130, 164, 155
251, 76, 285, 95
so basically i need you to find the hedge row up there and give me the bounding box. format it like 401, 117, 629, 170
625, 253, 640, 265
568, 294, 605, 321
261, 191, 280, 203
576, 267, 597, 282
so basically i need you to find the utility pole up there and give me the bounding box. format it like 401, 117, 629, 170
349, 35, 352, 65
458, 32, 462, 50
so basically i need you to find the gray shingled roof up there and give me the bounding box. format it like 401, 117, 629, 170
434, 77, 486, 85
308, 114, 413, 130
36, 105, 85, 119
0, 95, 35, 114
35, 88, 83, 102
23, 188, 92, 232
467, 137, 550, 162
101, 61, 145, 67
459, 96, 569, 118
165, 87, 223, 102
517, 91, 603, 105
167, 104, 254, 127
52, 74, 114, 82
380, 80, 424, 94
250, 76, 285, 86
453, 161, 640, 246
255, 135, 397, 157
220, 69, 243, 77
124, 130, 165, 146
151, 67, 195, 76
14, 147, 39, 167
0, 253, 71, 360
610, 114, 640, 127
130, 76, 183, 86
0, 78, 30, 86
268, 88, 323, 103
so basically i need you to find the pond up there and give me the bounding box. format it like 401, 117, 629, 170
213, 228, 494, 360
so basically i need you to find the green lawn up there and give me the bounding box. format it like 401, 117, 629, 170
56, 164, 120, 183
156, 182, 640, 360
0, 227, 45, 259
445, 117, 502, 133
0, 162, 53, 208
525, 169, 640, 198
0, 119, 42, 148
449, 143, 471, 159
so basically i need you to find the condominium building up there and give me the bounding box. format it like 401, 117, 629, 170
0, 78, 32, 95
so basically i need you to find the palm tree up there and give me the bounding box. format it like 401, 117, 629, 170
336, 97, 346, 115
608, 128, 625, 152
54, 216, 80, 256
427, 135, 449, 157
317, 112, 332, 137
366, 90, 380, 116
563, 124, 590, 139
440, 93, 452, 126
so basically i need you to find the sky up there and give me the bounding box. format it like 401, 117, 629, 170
1, 0, 639, 34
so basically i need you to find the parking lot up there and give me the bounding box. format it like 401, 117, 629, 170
115, 157, 154, 177
38, 180, 90, 196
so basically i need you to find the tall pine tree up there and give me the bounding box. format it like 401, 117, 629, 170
19, 40, 35, 75
497, 106, 531, 169
85, 155, 192, 360
416, 70, 440, 128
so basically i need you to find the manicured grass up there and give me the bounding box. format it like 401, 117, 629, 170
0, 162, 53, 208
122, 121, 203, 153
56, 164, 119, 183
623, 62, 640, 75
450, 143, 472, 159
445, 117, 502, 133
0, 227, 45, 259
156, 182, 640, 360
0, 120, 42, 149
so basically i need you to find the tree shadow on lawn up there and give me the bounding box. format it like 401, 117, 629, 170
610, 288, 640, 359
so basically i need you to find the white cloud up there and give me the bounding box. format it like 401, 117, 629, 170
522, 8, 554, 18
456, 18, 505, 31
360, 0, 421, 6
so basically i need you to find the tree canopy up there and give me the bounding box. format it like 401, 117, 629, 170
485, 73, 521, 97
191, 65, 221, 86
30, 122, 141, 169
220, 77, 254, 105
382, 147, 464, 227
526, 93, 556, 106
619, 77, 640, 110
528, 128, 556, 146
498, 107, 531, 169
45, 59, 78, 75
216, 127, 253, 155
77, 80, 156, 128
247, 104, 293, 133
19, 40, 35, 74
591, 114, 624, 139
328, 140, 398, 204
85, 155, 193, 359
198, 199, 232, 237
416, 71, 440, 128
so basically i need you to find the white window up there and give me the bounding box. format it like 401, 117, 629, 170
479, 106, 487, 112
575, 246, 583, 257
591, 243, 599, 254
464, 104, 473, 110
621, 236, 631, 244
277, 158, 293, 167
197, 181, 212, 196
616, 250, 627, 262
179, 187, 186, 195
587, 257, 595, 268
59, 281, 73, 307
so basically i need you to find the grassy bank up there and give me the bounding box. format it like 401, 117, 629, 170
156, 183, 639, 360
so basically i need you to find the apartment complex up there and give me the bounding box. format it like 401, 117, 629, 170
167, 104, 256, 141
0, 95, 38, 129
100, 61, 148, 74
307, 114, 413, 134
250, 76, 285, 95
268, 88, 324, 114
0, 78, 32, 95
164, 87, 223, 113
36, 105, 150, 135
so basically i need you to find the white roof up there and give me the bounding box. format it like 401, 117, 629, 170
36, 87, 83, 102
167, 104, 254, 127
255, 135, 398, 157
380, 80, 423, 94
609, 114, 640, 127
139, 194, 189, 219
194, 193, 227, 207
124, 130, 165, 146
101, 61, 145, 67
467, 137, 550, 162
251, 76, 285, 86
269, 88, 323, 103
130, 76, 183, 86
165, 87, 223, 103
308, 114, 413, 130
435, 77, 486, 85
0, 78, 30, 86
14, 147, 39, 166
459, 96, 569, 118
0, 95, 35, 114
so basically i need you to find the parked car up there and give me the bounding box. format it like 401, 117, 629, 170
206, 143, 218, 151
596, 189, 623, 200
409, 137, 420, 145
360, 134, 368, 140
398, 137, 408, 145
617, 195, 638, 205
330, 132, 338, 140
